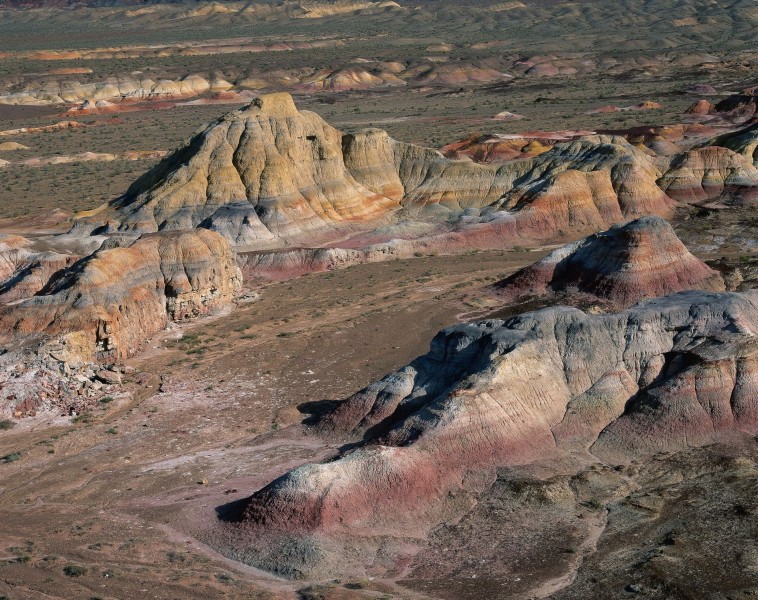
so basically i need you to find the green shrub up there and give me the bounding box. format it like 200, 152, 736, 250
2, 452, 21, 463
63, 564, 87, 577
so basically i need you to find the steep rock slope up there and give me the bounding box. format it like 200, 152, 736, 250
494, 216, 725, 308
0, 252, 79, 303
0, 229, 240, 361
221, 290, 758, 578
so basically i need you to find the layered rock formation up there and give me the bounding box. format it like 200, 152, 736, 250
298, 67, 404, 92
223, 290, 758, 578
0, 74, 228, 106
73, 93, 678, 251
0, 229, 240, 361
657, 146, 758, 204
493, 216, 725, 309
0, 251, 79, 303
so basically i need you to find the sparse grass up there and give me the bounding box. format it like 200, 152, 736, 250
0, 419, 15, 430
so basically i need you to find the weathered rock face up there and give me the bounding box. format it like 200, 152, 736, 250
494, 216, 725, 309
298, 67, 404, 92
440, 133, 558, 162
0, 229, 240, 361
225, 290, 758, 578
77, 94, 678, 251
657, 146, 758, 204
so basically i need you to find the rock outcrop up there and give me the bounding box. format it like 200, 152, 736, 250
222, 290, 758, 578
0, 74, 223, 106
0, 229, 240, 362
493, 216, 725, 309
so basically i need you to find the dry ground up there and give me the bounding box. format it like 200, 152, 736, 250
0, 249, 542, 600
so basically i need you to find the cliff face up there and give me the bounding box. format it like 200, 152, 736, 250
494, 216, 725, 308
225, 290, 758, 578
0, 229, 240, 361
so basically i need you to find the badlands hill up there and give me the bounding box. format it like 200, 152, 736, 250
0, 229, 240, 362
219, 289, 758, 579
70, 93, 758, 253
494, 216, 725, 309
0, 92, 756, 372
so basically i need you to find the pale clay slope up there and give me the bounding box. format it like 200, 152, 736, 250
227, 289, 758, 579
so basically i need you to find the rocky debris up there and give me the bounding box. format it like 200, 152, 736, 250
0, 229, 241, 362
95, 367, 121, 385
0, 342, 129, 419
224, 290, 758, 578
493, 216, 725, 309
